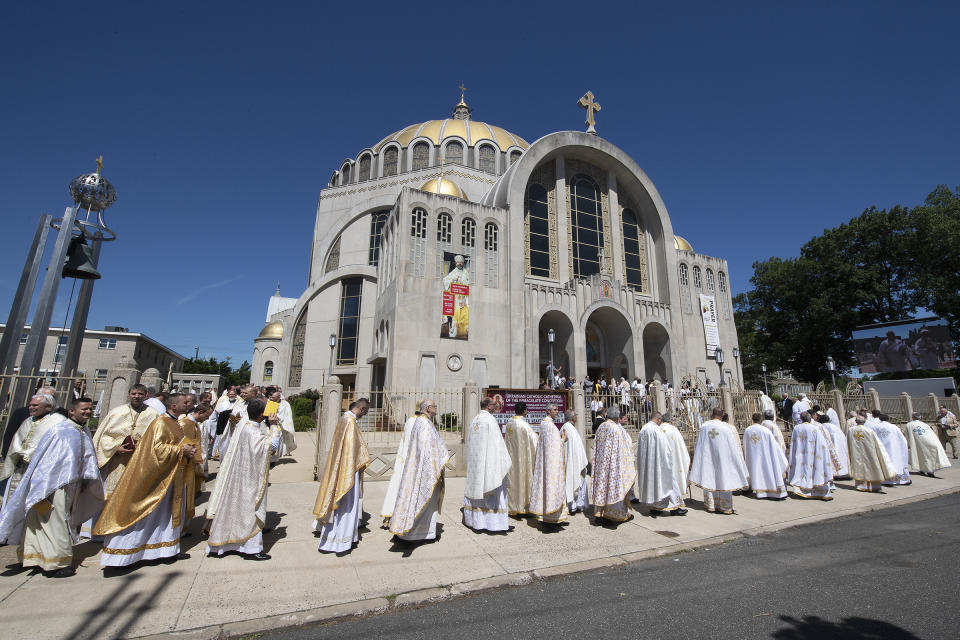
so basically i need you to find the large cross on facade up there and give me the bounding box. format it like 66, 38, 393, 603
577, 91, 601, 134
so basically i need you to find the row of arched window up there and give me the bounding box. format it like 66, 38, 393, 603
335, 141, 524, 186
678, 263, 726, 293
410, 208, 500, 252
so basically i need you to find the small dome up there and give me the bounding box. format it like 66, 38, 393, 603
257, 321, 283, 340
420, 177, 467, 200
674, 235, 694, 252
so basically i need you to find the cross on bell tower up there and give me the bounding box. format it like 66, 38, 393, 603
577, 91, 601, 134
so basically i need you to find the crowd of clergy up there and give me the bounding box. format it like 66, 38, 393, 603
0, 382, 296, 576
0, 382, 954, 576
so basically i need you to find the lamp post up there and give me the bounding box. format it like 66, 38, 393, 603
327, 334, 337, 385
762, 362, 769, 396
826, 355, 836, 390
715, 347, 725, 387
732, 347, 740, 389
547, 328, 556, 389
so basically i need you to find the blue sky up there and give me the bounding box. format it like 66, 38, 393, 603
1, 1, 957, 366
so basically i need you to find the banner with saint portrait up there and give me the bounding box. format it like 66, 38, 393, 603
441, 251, 470, 340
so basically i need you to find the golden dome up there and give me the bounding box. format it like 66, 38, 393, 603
373, 119, 529, 152
420, 177, 467, 199
674, 235, 694, 252
257, 321, 283, 340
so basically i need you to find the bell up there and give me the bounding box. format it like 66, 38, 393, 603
62, 236, 101, 280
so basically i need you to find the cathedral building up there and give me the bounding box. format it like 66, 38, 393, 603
252, 92, 741, 394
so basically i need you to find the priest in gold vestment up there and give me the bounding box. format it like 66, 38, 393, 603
206, 398, 273, 560
313, 398, 371, 552
94, 393, 198, 568
91, 384, 160, 500
389, 399, 450, 541
179, 402, 213, 495
503, 402, 538, 516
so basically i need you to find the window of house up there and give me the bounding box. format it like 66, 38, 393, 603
95, 368, 108, 381
53, 336, 68, 365
99, 338, 117, 350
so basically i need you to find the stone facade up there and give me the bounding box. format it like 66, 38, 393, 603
251, 101, 742, 393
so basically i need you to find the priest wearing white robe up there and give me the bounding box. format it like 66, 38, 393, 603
216, 384, 254, 462
312, 399, 371, 552
206, 398, 274, 560
787, 412, 839, 500
94, 394, 198, 568
210, 387, 239, 460
389, 399, 450, 542
904, 412, 951, 476
635, 412, 690, 516
503, 402, 538, 516
817, 413, 850, 479
462, 398, 512, 532
560, 410, 589, 514
590, 407, 636, 523
1, 394, 66, 507
744, 413, 789, 499
267, 389, 297, 458
0, 397, 103, 577
690, 408, 749, 514
791, 394, 811, 425
869, 412, 911, 486
380, 408, 420, 526
760, 410, 786, 452
848, 416, 898, 491
528, 404, 567, 525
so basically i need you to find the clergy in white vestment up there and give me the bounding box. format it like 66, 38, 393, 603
689, 408, 749, 514
207, 398, 273, 560
389, 399, 450, 541
528, 404, 567, 525
266, 389, 297, 458
143, 386, 166, 414
869, 412, 911, 486
215, 384, 254, 461
760, 410, 786, 452
636, 412, 690, 516
787, 412, 840, 500
94, 394, 198, 568
0, 397, 103, 577
825, 406, 841, 428
462, 398, 512, 532
845, 411, 859, 432
90, 384, 160, 502
503, 403, 538, 516
792, 394, 811, 425
313, 400, 371, 552
380, 409, 420, 525
848, 416, 898, 491
591, 407, 637, 523
560, 410, 589, 514
1, 394, 66, 507
817, 414, 850, 478
744, 413, 789, 499
200, 390, 225, 466
210, 388, 239, 460
760, 393, 777, 420
904, 413, 951, 476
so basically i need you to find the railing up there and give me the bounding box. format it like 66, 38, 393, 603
877, 396, 907, 422
0, 372, 89, 444
586, 389, 653, 436
340, 388, 464, 443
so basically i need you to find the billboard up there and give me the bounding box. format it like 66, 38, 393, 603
441, 251, 469, 340
699, 294, 720, 357
482, 388, 570, 433
852, 317, 956, 374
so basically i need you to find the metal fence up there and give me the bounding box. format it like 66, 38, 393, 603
586, 389, 653, 436
877, 396, 907, 422
340, 388, 464, 444
0, 372, 89, 443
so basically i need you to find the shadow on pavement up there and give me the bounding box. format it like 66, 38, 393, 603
772, 615, 922, 640
64, 572, 177, 640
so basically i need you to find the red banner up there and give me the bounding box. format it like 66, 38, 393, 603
442, 291, 454, 316
450, 283, 469, 296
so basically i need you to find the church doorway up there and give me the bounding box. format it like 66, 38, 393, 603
538, 311, 574, 386
642, 322, 672, 383
584, 307, 634, 382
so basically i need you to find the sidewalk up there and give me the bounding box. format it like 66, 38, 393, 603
0, 431, 957, 640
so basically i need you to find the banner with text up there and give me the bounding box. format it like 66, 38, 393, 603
441, 251, 470, 340
699, 294, 720, 357
482, 388, 570, 433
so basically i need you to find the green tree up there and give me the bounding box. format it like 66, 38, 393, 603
182, 356, 250, 387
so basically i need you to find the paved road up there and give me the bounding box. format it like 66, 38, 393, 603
257, 493, 960, 640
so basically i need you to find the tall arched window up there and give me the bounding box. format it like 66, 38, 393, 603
479, 145, 495, 173
444, 141, 463, 164
679, 263, 689, 286
620, 208, 647, 290
437, 212, 452, 244
706, 268, 715, 291
383, 147, 398, 176
358, 155, 371, 181
412, 142, 429, 171
509, 150, 522, 165
569, 174, 604, 277
484, 222, 499, 287
336, 278, 362, 366
526, 184, 550, 278
411, 208, 426, 238
263, 361, 274, 382
410, 208, 426, 276
368, 209, 389, 266
461, 217, 476, 248
693, 265, 702, 289
679, 263, 693, 314
718, 271, 727, 292
340, 164, 351, 185
324, 236, 341, 273
287, 313, 306, 387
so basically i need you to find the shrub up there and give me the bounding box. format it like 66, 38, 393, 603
293, 415, 316, 432
438, 412, 459, 430
299, 388, 320, 400
290, 396, 315, 417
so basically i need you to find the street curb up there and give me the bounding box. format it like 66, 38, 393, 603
130, 487, 959, 639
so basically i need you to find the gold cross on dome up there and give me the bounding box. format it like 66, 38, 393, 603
458, 83, 467, 99
577, 91, 601, 134
95, 155, 104, 175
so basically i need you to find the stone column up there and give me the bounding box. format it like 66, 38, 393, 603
315, 376, 343, 481
948, 395, 960, 417
901, 392, 914, 421
927, 393, 939, 419
102, 355, 141, 414
651, 381, 665, 414
572, 386, 587, 441
721, 387, 734, 424
462, 381, 480, 443
868, 389, 881, 412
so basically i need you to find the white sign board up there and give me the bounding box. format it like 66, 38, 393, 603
699, 294, 720, 357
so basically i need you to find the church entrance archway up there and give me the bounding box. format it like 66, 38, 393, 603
584, 306, 634, 382
538, 311, 574, 385
642, 322, 672, 383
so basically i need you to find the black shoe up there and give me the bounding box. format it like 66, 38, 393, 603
175, 552, 191, 560
673, 508, 688, 516
648, 509, 662, 517
47, 567, 76, 578
244, 552, 271, 561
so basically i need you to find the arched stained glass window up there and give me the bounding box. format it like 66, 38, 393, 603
706, 268, 715, 291
445, 141, 463, 164
479, 145, 495, 173
509, 150, 522, 165
324, 236, 340, 273
679, 263, 689, 286
263, 361, 274, 382
484, 223, 499, 288
693, 266, 702, 289
718, 271, 727, 292
340, 164, 351, 185
526, 184, 550, 277
437, 212, 452, 244
461, 217, 476, 248
412, 142, 430, 171
287, 314, 306, 387
383, 147, 398, 176
358, 155, 371, 181
569, 174, 604, 277
620, 208, 646, 290
411, 208, 427, 238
